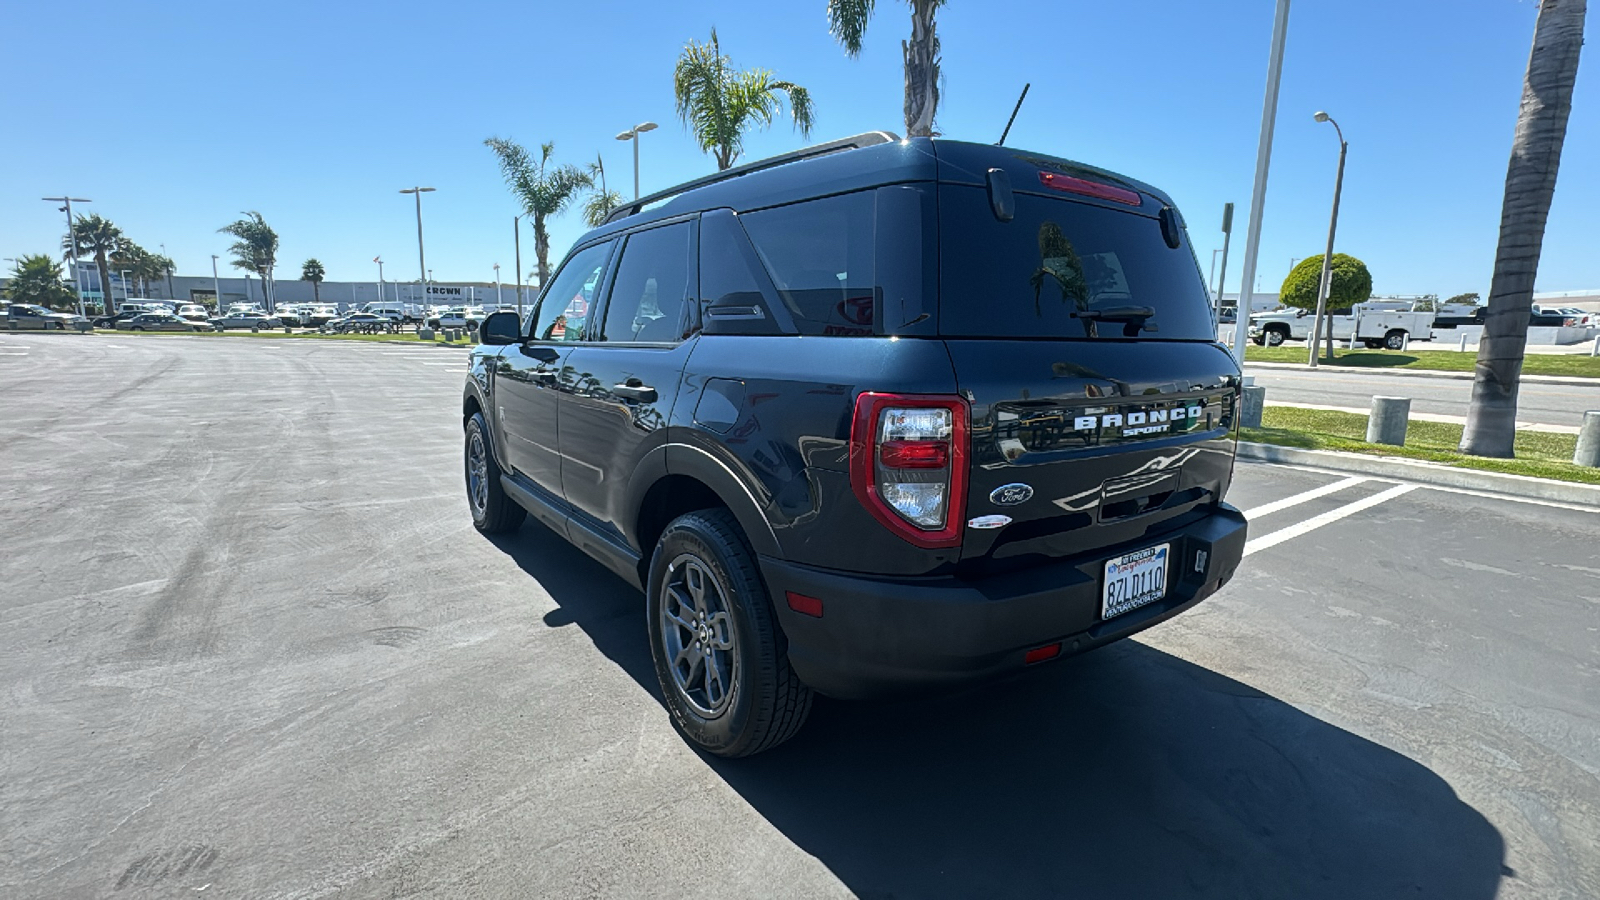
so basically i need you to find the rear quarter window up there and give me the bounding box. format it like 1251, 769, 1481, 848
739, 192, 877, 336
937, 185, 1215, 340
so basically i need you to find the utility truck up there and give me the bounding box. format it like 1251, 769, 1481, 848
1250, 301, 1434, 349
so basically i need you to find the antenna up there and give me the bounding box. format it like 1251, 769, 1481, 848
997, 83, 1030, 146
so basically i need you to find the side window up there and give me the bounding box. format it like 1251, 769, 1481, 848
699, 211, 781, 336
531, 241, 613, 342
739, 191, 876, 336
601, 222, 692, 343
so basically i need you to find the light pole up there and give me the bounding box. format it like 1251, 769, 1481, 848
615, 121, 658, 200
400, 186, 435, 324
211, 254, 223, 313
1308, 110, 1348, 367
374, 256, 385, 309
1229, 0, 1292, 363
1214, 203, 1235, 342
1210, 249, 1222, 299
514, 213, 525, 316
494, 264, 502, 307
43, 196, 91, 315
120, 269, 133, 304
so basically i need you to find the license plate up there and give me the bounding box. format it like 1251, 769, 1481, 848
1102, 543, 1170, 619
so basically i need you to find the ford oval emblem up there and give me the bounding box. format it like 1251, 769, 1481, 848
990, 483, 1034, 506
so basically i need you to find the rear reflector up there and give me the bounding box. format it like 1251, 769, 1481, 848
786, 591, 824, 618
1037, 171, 1142, 206
1024, 643, 1062, 665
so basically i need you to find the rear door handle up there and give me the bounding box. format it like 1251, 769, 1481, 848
613, 383, 657, 403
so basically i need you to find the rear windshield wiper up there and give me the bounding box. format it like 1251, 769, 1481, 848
1072, 306, 1157, 336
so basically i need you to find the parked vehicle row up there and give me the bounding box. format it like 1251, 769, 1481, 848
1250, 301, 1596, 346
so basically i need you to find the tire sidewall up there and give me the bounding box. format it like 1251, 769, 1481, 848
465, 413, 493, 529
1265, 328, 1286, 347
645, 520, 763, 756
1385, 331, 1405, 350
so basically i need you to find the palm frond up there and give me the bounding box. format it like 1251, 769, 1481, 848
771, 80, 815, 138
582, 189, 625, 228
826, 0, 876, 56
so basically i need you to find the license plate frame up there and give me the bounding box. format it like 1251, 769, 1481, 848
1101, 543, 1171, 620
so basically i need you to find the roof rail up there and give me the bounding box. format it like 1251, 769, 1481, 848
602, 131, 902, 225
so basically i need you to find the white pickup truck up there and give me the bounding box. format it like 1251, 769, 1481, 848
1250, 302, 1435, 349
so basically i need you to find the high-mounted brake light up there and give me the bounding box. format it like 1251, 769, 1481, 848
850, 393, 969, 549
1037, 171, 1142, 207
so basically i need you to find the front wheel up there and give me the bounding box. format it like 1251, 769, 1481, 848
1264, 328, 1287, 347
1384, 330, 1407, 350
646, 509, 813, 757
465, 413, 525, 533
131, 326, 144, 332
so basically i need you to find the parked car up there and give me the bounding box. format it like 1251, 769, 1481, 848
333, 313, 395, 334
461, 133, 1247, 756
438, 307, 486, 329
212, 312, 283, 330
305, 305, 339, 326
1431, 304, 1486, 328
5, 304, 86, 330
91, 310, 146, 329
175, 304, 211, 322
116, 312, 213, 332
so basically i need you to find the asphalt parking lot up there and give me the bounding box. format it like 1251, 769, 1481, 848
2, 333, 1597, 899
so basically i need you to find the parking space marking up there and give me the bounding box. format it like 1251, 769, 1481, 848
1245, 460, 1600, 514
1238, 476, 1367, 519
1243, 483, 1418, 557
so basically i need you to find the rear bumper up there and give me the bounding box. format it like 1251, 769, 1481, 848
761, 504, 1247, 699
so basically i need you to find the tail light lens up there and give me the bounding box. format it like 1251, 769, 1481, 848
850, 393, 968, 548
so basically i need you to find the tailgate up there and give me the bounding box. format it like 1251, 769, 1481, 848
947, 339, 1240, 575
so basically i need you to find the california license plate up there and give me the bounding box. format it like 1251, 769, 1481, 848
1102, 543, 1170, 619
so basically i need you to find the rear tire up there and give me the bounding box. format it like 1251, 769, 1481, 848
465, 412, 525, 534
1363, 338, 1383, 349
1384, 330, 1406, 350
646, 509, 813, 757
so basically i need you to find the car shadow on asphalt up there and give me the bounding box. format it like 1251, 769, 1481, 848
486, 522, 1505, 900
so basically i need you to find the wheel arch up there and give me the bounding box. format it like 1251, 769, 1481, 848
633, 443, 782, 585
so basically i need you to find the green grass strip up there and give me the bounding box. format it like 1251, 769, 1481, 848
1245, 345, 1600, 378
1243, 406, 1599, 485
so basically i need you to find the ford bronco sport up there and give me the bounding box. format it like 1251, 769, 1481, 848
463, 133, 1248, 756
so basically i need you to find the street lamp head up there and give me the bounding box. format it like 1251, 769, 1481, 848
399, 187, 436, 194
635, 122, 658, 133
616, 130, 635, 141
1314, 111, 1330, 123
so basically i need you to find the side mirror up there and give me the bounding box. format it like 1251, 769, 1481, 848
481, 310, 521, 345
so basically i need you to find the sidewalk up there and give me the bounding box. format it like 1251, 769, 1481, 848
1262, 401, 1580, 434
1243, 360, 1599, 387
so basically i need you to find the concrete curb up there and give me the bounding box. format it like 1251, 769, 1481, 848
1236, 441, 1600, 509
1244, 360, 1599, 387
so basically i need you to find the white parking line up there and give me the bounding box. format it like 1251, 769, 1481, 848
1243, 483, 1418, 557
1238, 475, 1367, 519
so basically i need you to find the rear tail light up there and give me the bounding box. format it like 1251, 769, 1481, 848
850, 393, 968, 548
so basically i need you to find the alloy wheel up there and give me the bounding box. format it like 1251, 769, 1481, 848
466, 429, 489, 514
659, 555, 738, 717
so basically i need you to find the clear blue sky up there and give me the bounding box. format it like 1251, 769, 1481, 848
3, 0, 1594, 298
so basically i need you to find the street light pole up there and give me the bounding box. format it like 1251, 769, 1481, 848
43, 196, 91, 316
1309, 111, 1348, 366
514, 214, 525, 317
494, 264, 502, 307
400, 186, 435, 325
374, 256, 384, 309
211, 254, 223, 313
615, 121, 658, 200
1229, 0, 1293, 363
1214, 203, 1235, 342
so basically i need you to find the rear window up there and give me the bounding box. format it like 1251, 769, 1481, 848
938, 185, 1214, 340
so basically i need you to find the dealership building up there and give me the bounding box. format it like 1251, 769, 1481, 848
54, 264, 530, 313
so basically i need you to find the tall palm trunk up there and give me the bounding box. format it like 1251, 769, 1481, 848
1459, 0, 1586, 458
533, 214, 552, 287
312, 281, 321, 303
903, 0, 941, 138
94, 251, 112, 314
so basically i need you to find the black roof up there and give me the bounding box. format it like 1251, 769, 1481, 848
580, 134, 1179, 244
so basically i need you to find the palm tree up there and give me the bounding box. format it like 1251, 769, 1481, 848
4, 254, 76, 309
301, 258, 326, 303
827, 0, 944, 137
582, 153, 625, 228
484, 138, 592, 287
219, 212, 279, 312
1459, 0, 1587, 459
673, 27, 815, 170
62, 213, 123, 315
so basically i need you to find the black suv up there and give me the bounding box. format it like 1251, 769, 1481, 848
463, 133, 1247, 756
